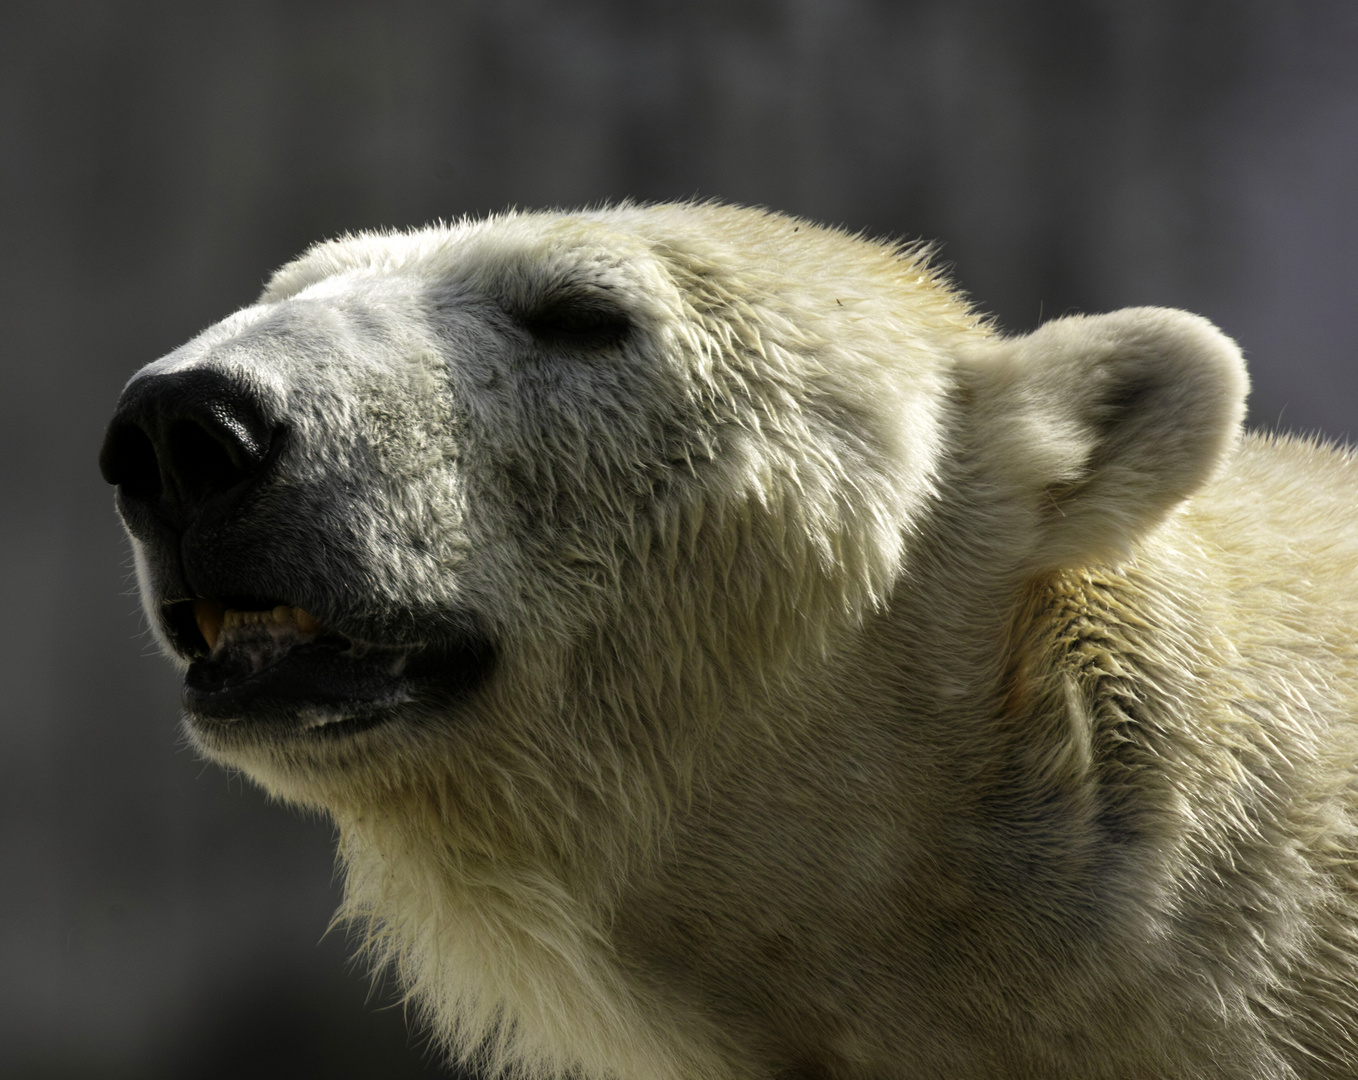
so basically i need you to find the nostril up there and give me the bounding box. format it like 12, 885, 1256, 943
99, 422, 162, 501
166, 418, 252, 503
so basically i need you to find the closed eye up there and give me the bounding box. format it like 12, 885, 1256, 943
522, 298, 631, 348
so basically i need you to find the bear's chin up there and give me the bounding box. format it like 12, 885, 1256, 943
180, 630, 497, 741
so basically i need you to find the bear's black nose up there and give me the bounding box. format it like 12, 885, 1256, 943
100, 367, 276, 532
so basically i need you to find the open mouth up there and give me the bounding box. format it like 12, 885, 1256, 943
169, 598, 491, 736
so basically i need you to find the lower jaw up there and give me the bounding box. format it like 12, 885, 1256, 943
181, 636, 496, 741
186, 703, 400, 747
181, 706, 409, 808
183, 639, 414, 731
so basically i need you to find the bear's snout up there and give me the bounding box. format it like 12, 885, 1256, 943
100, 367, 279, 538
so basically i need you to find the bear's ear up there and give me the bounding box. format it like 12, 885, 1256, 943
961, 307, 1248, 570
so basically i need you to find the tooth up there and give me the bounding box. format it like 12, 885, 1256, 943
194, 599, 225, 651
197, 602, 323, 646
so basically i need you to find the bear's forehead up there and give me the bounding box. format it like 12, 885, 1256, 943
257, 203, 930, 313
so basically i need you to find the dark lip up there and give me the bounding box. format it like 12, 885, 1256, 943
184, 638, 418, 734
168, 600, 496, 739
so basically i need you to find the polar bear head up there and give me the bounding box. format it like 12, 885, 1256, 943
100, 201, 1246, 835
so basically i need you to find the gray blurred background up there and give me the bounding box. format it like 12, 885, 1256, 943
4, 1, 1357, 1077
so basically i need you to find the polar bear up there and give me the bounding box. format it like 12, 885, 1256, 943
100, 203, 1358, 1080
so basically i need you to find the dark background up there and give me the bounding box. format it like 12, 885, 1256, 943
4, 2, 1357, 1077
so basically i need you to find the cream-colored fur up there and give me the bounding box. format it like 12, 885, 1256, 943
113, 204, 1358, 1079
